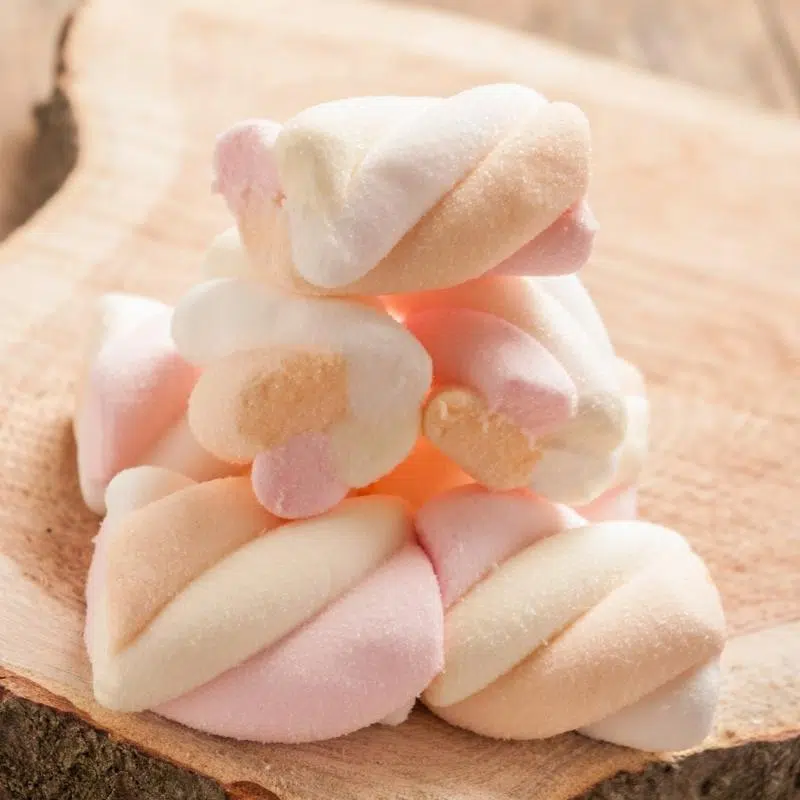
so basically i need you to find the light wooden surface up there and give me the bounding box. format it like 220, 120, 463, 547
406, 0, 800, 111
773, 0, 800, 79
0, 0, 799, 798
3, 0, 800, 244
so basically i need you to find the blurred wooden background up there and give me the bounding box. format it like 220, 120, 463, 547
1, 0, 799, 240
414, 0, 800, 111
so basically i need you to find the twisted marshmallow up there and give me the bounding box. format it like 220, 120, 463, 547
74, 293, 234, 514
386, 275, 627, 505
210, 84, 595, 295
171, 277, 432, 518
416, 486, 725, 751
85, 467, 443, 742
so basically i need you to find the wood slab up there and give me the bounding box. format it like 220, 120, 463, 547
3, 0, 800, 241
0, 0, 799, 797
411, 0, 800, 111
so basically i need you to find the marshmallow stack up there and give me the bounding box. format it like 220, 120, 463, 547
77, 84, 725, 750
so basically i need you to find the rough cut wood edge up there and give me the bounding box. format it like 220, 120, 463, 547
0, 2, 79, 238
402, 0, 800, 111
0, 0, 798, 797
3, 676, 799, 800
0, 682, 227, 800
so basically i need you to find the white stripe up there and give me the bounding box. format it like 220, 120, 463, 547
279, 85, 546, 288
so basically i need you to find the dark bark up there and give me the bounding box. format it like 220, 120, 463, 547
579, 737, 800, 800
1, 688, 798, 800
0, 690, 224, 800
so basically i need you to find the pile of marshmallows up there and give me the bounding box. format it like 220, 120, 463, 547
77, 85, 725, 751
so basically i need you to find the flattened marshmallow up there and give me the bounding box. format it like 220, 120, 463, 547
490, 201, 598, 278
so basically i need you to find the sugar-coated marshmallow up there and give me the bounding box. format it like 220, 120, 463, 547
85, 467, 443, 742
388, 275, 627, 505
211, 84, 594, 294
171, 277, 432, 518
416, 486, 725, 750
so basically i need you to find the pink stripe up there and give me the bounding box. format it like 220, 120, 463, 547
406, 308, 576, 435
213, 119, 283, 216
251, 432, 349, 519
157, 544, 443, 742
416, 486, 583, 608
490, 200, 597, 277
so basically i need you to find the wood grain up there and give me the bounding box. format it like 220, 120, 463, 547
0, 0, 799, 797
2, 0, 800, 247
764, 0, 800, 93
404, 0, 800, 110
779, 0, 800, 56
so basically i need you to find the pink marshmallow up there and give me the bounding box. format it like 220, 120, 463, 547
76, 307, 198, 507
251, 432, 350, 520
405, 308, 577, 435
490, 200, 598, 277
156, 543, 444, 743
213, 119, 283, 216
416, 486, 583, 608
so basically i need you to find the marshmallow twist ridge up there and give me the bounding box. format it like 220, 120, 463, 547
213, 84, 593, 295
417, 487, 725, 751
86, 467, 443, 742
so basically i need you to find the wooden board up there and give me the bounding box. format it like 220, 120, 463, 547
772, 0, 800, 90
407, 0, 800, 111
0, 0, 799, 797
3, 0, 800, 240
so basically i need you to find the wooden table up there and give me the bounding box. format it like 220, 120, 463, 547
0, 1, 798, 799
2, 0, 799, 240
415, 0, 800, 112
